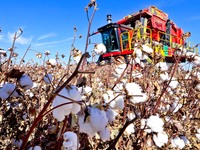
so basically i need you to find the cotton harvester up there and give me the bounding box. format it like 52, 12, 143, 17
91, 6, 199, 66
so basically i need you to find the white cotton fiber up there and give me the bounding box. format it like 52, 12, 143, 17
78, 114, 96, 137
19, 74, 33, 90
130, 93, 147, 104
146, 115, 164, 133
125, 123, 135, 135
52, 88, 73, 121
63, 131, 78, 150
68, 86, 82, 101
171, 137, 185, 149
125, 82, 142, 96
90, 107, 108, 132
71, 103, 81, 114
153, 132, 168, 148
93, 43, 106, 55
52, 109, 65, 122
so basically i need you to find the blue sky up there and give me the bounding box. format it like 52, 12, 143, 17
0, 0, 200, 63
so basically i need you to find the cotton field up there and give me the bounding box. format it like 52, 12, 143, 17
0, 48, 199, 149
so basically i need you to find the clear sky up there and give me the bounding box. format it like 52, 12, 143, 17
0, 0, 200, 63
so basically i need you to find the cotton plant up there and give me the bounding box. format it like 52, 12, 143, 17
78, 106, 110, 141
125, 82, 147, 104
63, 131, 79, 150
18, 74, 33, 90
52, 85, 82, 122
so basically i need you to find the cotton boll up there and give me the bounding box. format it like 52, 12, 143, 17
196, 83, 200, 91
113, 64, 126, 78
135, 48, 142, 58
134, 57, 141, 64
170, 101, 182, 113
185, 51, 196, 58
43, 74, 53, 84
153, 132, 168, 148
19, 74, 33, 90
197, 129, 200, 134
127, 112, 136, 121
52, 88, 73, 121
93, 43, 106, 55
83, 86, 92, 96
63, 131, 78, 149
195, 133, 200, 141
48, 59, 57, 66
193, 55, 200, 66
140, 119, 146, 129
171, 137, 185, 149
156, 62, 168, 71
125, 82, 142, 96
113, 82, 124, 92
142, 45, 153, 54
160, 73, 169, 81
99, 127, 110, 141
103, 90, 115, 104
90, 107, 108, 132
169, 79, 179, 89
78, 114, 96, 137
146, 115, 164, 133
125, 123, 135, 135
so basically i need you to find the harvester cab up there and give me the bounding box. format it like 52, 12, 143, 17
93, 6, 198, 65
